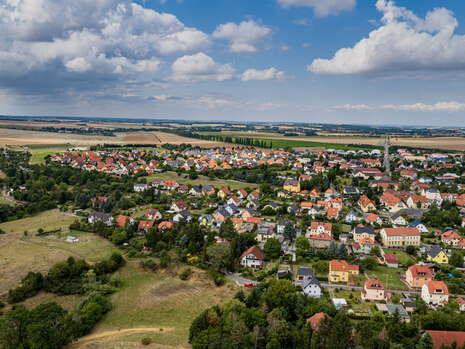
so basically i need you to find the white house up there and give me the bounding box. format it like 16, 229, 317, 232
171, 201, 187, 212
421, 281, 449, 307
302, 274, 321, 298
240, 246, 265, 269
88, 211, 114, 226
409, 220, 429, 234
134, 183, 149, 192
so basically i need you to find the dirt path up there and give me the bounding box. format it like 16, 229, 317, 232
67, 327, 175, 348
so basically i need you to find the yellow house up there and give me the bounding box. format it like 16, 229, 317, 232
329, 260, 349, 283
217, 187, 230, 199
427, 246, 449, 265
283, 179, 300, 193
379, 228, 421, 247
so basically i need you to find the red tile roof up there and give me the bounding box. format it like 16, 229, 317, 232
240, 246, 265, 261
427, 331, 465, 349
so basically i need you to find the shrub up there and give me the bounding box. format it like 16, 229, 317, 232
179, 268, 192, 281
214, 275, 225, 286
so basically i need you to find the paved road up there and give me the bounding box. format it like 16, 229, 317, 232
225, 273, 258, 286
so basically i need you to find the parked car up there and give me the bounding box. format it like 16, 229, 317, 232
244, 282, 254, 287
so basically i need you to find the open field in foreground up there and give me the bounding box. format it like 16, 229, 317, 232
68, 261, 239, 348
0, 210, 116, 293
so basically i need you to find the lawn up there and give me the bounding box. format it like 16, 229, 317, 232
330, 289, 374, 314
0, 196, 14, 206
384, 250, 416, 266
367, 266, 408, 291
68, 260, 239, 348
145, 171, 259, 191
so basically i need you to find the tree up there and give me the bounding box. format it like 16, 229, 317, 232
283, 222, 296, 241
337, 243, 348, 260
361, 257, 378, 270
295, 235, 310, 251
450, 250, 464, 268
405, 245, 416, 255
325, 241, 338, 258
206, 243, 232, 272
416, 332, 434, 349
264, 238, 282, 260
219, 218, 236, 240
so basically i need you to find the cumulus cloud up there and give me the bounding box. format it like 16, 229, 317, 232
278, 0, 356, 17
0, 0, 210, 90
212, 20, 271, 53
171, 53, 235, 82
240, 68, 286, 81
308, 0, 465, 76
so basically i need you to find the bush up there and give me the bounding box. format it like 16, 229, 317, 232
139, 259, 157, 272
180, 268, 192, 281
141, 336, 152, 345
214, 275, 225, 286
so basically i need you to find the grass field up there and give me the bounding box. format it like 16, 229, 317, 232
145, 171, 258, 191
0, 197, 14, 206
367, 266, 407, 291
28, 146, 67, 164
69, 261, 239, 348
331, 289, 373, 313
0, 209, 76, 233
384, 250, 416, 266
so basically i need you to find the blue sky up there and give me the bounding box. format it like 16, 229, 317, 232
2, 0, 465, 125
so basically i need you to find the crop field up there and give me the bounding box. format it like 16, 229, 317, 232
68, 261, 239, 348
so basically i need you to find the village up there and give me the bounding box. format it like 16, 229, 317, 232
44, 142, 465, 337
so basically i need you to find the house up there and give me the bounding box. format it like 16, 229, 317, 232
356, 237, 375, 254
247, 190, 260, 202
199, 214, 214, 226
383, 253, 399, 268
145, 208, 162, 221
365, 213, 383, 226
407, 195, 430, 209
189, 186, 202, 197
256, 226, 274, 242
329, 260, 351, 283
390, 211, 408, 226
283, 179, 300, 193
380, 192, 406, 212
457, 297, 465, 312
353, 226, 376, 243
237, 189, 248, 199
423, 188, 441, 202
327, 207, 339, 219
309, 233, 332, 249
240, 246, 265, 269
151, 179, 164, 188
361, 278, 387, 301
171, 201, 187, 212
217, 187, 230, 199
358, 195, 376, 212
173, 210, 193, 223
213, 209, 231, 222
202, 185, 215, 196
441, 230, 463, 247
88, 211, 114, 226
422, 280, 449, 306
409, 220, 429, 234
345, 211, 358, 223
116, 215, 134, 227
426, 331, 465, 349
164, 180, 178, 191
158, 221, 173, 230
296, 266, 313, 281
343, 186, 360, 195
277, 218, 294, 234
306, 313, 327, 331
406, 265, 433, 289
242, 207, 256, 221
379, 227, 421, 247
353, 167, 383, 180
427, 245, 449, 264
309, 222, 332, 237
134, 183, 149, 192
138, 220, 154, 234
302, 274, 321, 298
228, 196, 242, 206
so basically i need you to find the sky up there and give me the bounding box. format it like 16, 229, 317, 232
2, 0, 465, 126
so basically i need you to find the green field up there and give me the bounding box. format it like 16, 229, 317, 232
331, 289, 373, 314
27, 146, 68, 164
384, 250, 416, 266
367, 266, 408, 291
69, 261, 239, 348
146, 171, 258, 191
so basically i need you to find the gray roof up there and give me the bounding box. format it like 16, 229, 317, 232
427, 245, 443, 258
302, 274, 321, 289
354, 226, 375, 235
297, 266, 312, 277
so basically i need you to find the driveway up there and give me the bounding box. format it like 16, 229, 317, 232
225, 272, 258, 286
